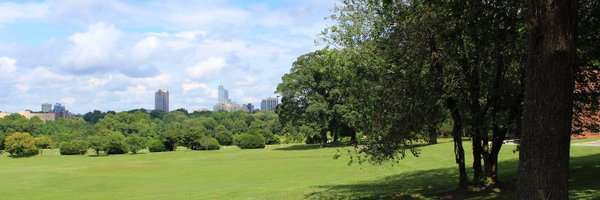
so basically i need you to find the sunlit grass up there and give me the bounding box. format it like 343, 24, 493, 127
0, 140, 597, 199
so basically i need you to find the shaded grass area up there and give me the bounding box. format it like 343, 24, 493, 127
572, 138, 600, 144
0, 142, 597, 199
305, 147, 600, 200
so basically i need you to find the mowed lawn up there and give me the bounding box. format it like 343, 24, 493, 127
0, 139, 598, 200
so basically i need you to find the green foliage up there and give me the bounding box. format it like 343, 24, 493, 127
180, 128, 206, 150
59, 140, 88, 155
198, 136, 220, 150
234, 133, 266, 149
105, 131, 128, 155
214, 129, 233, 145
126, 135, 147, 154
4, 132, 39, 157
88, 134, 108, 156
148, 139, 166, 152
34, 135, 54, 149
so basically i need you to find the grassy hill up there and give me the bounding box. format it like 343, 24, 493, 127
0, 139, 598, 199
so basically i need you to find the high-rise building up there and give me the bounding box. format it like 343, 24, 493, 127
53, 103, 69, 119
53, 103, 65, 112
42, 103, 52, 113
155, 89, 169, 112
218, 85, 230, 103
246, 103, 255, 113
261, 97, 278, 111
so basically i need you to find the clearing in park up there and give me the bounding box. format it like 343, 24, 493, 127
0, 139, 598, 199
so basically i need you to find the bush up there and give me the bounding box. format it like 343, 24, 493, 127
126, 135, 147, 154
148, 139, 166, 152
105, 132, 128, 155
88, 135, 108, 156
234, 133, 266, 149
181, 130, 205, 150
59, 140, 88, 155
198, 136, 220, 150
35, 135, 54, 149
214, 130, 233, 145
4, 132, 39, 157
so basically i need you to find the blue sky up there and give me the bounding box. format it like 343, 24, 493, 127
0, 0, 335, 113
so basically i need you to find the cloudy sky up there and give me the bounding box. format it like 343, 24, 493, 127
0, 0, 335, 114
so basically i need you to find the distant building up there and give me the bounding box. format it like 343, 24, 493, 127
261, 97, 278, 111
247, 103, 254, 113
53, 103, 65, 113
195, 108, 210, 112
214, 102, 241, 112
42, 103, 52, 113
155, 89, 169, 112
0, 110, 56, 122
53, 103, 70, 119
242, 103, 255, 113
218, 85, 231, 103
214, 85, 243, 112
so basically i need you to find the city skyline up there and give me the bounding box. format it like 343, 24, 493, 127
0, 0, 332, 113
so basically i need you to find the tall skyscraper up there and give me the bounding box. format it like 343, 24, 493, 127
218, 85, 230, 103
53, 103, 69, 119
155, 89, 169, 112
261, 97, 278, 111
53, 103, 65, 112
41, 103, 52, 113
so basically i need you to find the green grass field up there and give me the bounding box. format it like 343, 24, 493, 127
0, 139, 598, 200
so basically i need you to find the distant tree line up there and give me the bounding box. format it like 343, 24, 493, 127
0, 109, 314, 157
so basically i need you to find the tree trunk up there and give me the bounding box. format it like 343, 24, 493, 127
319, 129, 328, 148
446, 98, 468, 188
489, 127, 507, 182
517, 0, 577, 199
472, 133, 483, 181
428, 125, 438, 144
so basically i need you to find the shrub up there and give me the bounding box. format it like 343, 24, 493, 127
88, 135, 108, 156
126, 135, 147, 154
181, 130, 205, 150
148, 139, 166, 152
4, 132, 39, 157
214, 130, 233, 145
161, 130, 181, 151
249, 129, 279, 145
105, 132, 128, 155
35, 135, 54, 149
234, 133, 266, 149
59, 140, 88, 155
0, 134, 6, 150
198, 136, 220, 150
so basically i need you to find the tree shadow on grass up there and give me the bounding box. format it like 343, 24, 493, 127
274, 143, 349, 151
304, 167, 462, 200
304, 154, 600, 200
275, 143, 432, 151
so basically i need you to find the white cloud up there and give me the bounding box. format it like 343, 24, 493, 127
59, 97, 76, 105
185, 57, 226, 80
174, 31, 206, 41
182, 81, 217, 98
30, 66, 75, 82
235, 74, 260, 87
131, 36, 161, 61
87, 77, 108, 87
0, 2, 48, 24
61, 22, 124, 72
15, 83, 29, 93
0, 56, 16, 76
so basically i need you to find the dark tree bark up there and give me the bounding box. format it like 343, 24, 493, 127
319, 128, 328, 148
517, 0, 577, 199
446, 98, 468, 188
